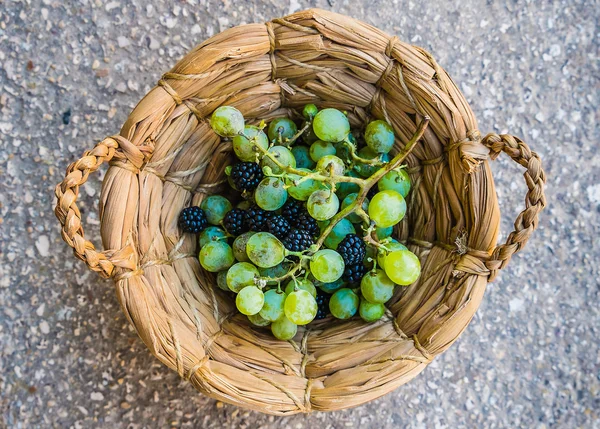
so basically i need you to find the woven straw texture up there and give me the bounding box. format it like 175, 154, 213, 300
54, 9, 546, 415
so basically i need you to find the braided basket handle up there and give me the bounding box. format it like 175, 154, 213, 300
482, 133, 546, 281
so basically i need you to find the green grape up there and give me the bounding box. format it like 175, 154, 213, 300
232, 125, 269, 162
341, 193, 369, 224
301, 122, 319, 144
324, 218, 356, 249
237, 200, 252, 210
377, 242, 407, 270
271, 316, 297, 340
375, 226, 394, 240
383, 249, 421, 285
335, 170, 361, 201
359, 298, 385, 322
315, 278, 345, 294
216, 270, 230, 291
309, 140, 336, 162
258, 262, 291, 285
316, 155, 345, 176
236, 286, 264, 315
329, 288, 359, 319
284, 278, 317, 298
199, 226, 227, 248
227, 174, 239, 191
232, 232, 255, 262
307, 190, 339, 221
365, 119, 395, 154
261, 145, 296, 174
267, 118, 298, 142
259, 289, 287, 322
199, 241, 234, 272
226, 262, 259, 293
302, 103, 318, 120
210, 106, 245, 137
286, 169, 324, 201
246, 232, 285, 268
291, 145, 316, 169
284, 289, 317, 325
378, 169, 411, 198
361, 269, 395, 304
310, 249, 345, 283
255, 177, 288, 211
248, 313, 271, 327
313, 108, 350, 143
354, 147, 390, 178
368, 190, 406, 228
201, 195, 232, 225
334, 134, 354, 162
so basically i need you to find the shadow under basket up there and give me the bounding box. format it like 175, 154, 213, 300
54, 9, 546, 415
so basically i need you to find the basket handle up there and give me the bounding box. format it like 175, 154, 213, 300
481, 133, 546, 281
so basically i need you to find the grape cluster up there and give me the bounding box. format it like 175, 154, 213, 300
179, 104, 422, 340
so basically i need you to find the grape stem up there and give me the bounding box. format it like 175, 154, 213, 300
343, 140, 386, 166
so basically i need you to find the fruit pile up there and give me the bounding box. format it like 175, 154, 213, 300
177, 104, 422, 340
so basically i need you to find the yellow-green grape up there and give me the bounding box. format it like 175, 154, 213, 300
329, 288, 359, 319
324, 218, 356, 249
341, 193, 369, 224
309, 140, 336, 162
259, 289, 287, 322
261, 145, 296, 174
271, 316, 297, 340
291, 145, 316, 169
210, 106, 245, 137
368, 190, 406, 228
216, 270, 230, 291
226, 262, 259, 293
302, 103, 318, 120
316, 154, 345, 176
267, 118, 297, 142
359, 298, 385, 322
199, 226, 227, 248
284, 278, 317, 298
258, 262, 291, 285
255, 177, 288, 211
286, 168, 324, 201
360, 269, 395, 304
310, 249, 345, 283
232, 125, 269, 162
377, 241, 407, 270
200, 195, 232, 225
246, 232, 285, 268
307, 190, 339, 221
199, 241, 234, 272
383, 249, 421, 285
284, 289, 317, 325
232, 232, 256, 262
312, 108, 350, 143
248, 313, 271, 327
335, 170, 361, 201
365, 119, 395, 154
354, 147, 390, 178
378, 169, 411, 198
236, 286, 264, 315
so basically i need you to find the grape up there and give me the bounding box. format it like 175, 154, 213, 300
261, 145, 296, 175
316, 155, 345, 176
301, 122, 319, 145
378, 169, 411, 198
359, 298, 385, 322
237, 200, 253, 210
233, 125, 269, 162
334, 140, 352, 163
314, 277, 345, 294
365, 119, 395, 154
291, 145, 316, 169
377, 241, 407, 270
307, 190, 339, 221
199, 226, 227, 248
368, 190, 406, 228
323, 218, 356, 249
232, 232, 255, 262
354, 147, 390, 178
302, 103, 318, 120
199, 241, 234, 272
200, 195, 232, 225
271, 316, 297, 340
310, 249, 345, 282
335, 170, 361, 201
284, 289, 317, 325
313, 108, 350, 143
246, 232, 285, 268
255, 177, 288, 211
309, 140, 336, 162
383, 249, 421, 285
258, 262, 291, 285
360, 269, 395, 303
226, 262, 259, 293
286, 168, 324, 201
267, 118, 298, 142
248, 313, 271, 327
236, 286, 264, 315
329, 288, 359, 319
341, 193, 369, 224
284, 278, 317, 298
216, 270, 230, 291
375, 226, 394, 240
259, 289, 287, 322
210, 106, 245, 137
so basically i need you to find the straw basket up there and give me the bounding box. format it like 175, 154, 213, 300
54, 9, 546, 414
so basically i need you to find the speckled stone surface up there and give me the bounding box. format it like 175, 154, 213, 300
1, 0, 598, 428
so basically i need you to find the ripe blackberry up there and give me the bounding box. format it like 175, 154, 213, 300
178, 206, 208, 233
266, 215, 291, 239
315, 291, 330, 320
343, 263, 367, 284
297, 213, 319, 238
222, 208, 247, 236
337, 233, 367, 266
230, 162, 263, 191
281, 199, 306, 223
282, 229, 314, 252
244, 206, 273, 232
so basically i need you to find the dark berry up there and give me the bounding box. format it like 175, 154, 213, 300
230, 162, 263, 191
297, 213, 319, 238
178, 206, 208, 233
266, 215, 291, 239
337, 233, 367, 266
366, 186, 378, 200
282, 229, 314, 252
222, 208, 247, 236
315, 291, 330, 320
244, 206, 273, 232
281, 199, 306, 223
343, 263, 367, 284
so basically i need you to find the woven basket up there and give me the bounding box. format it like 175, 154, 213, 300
54, 9, 546, 414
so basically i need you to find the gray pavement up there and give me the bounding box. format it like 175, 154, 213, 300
1, 0, 599, 428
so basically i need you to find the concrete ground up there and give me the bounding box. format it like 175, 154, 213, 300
1, 0, 598, 428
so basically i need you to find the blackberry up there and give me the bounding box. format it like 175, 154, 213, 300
222, 208, 247, 236
366, 186, 378, 200
282, 229, 314, 252
297, 213, 319, 238
178, 206, 208, 233
266, 215, 291, 239
343, 263, 367, 284
337, 233, 367, 266
230, 162, 263, 191
281, 199, 305, 223
315, 291, 330, 320
244, 206, 273, 232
